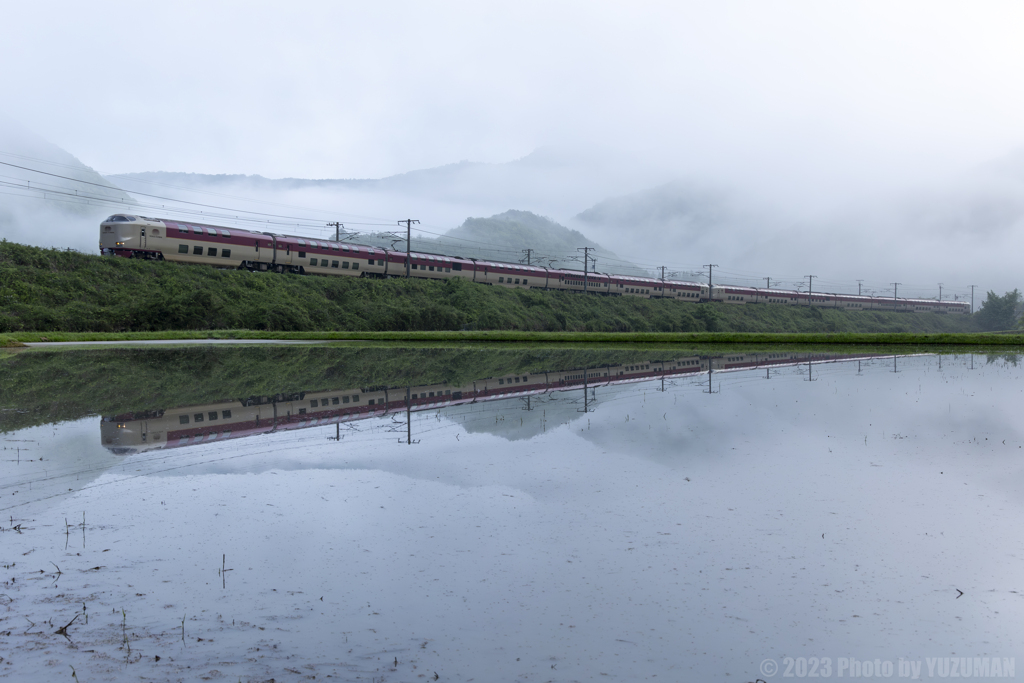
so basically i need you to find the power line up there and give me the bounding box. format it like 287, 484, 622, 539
0, 159, 399, 228
1, 155, 981, 299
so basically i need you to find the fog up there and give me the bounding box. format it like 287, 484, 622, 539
2, 2, 1024, 297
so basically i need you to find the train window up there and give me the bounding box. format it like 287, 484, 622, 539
208, 411, 218, 421
193, 246, 203, 255
298, 251, 305, 258
206, 228, 216, 236
329, 260, 337, 268
207, 247, 217, 256
429, 265, 434, 271
522, 278, 527, 284
446, 268, 451, 273
352, 261, 359, 270
498, 277, 504, 283
310, 258, 317, 266
192, 226, 203, 234
298, 408, 306, 414
342, 396, 350, 403
178, 244, 188, 253
352, 394, 359, 401
222, 249, 231, 258
514, 278, 520, 284
194, 413, 204, 422
220, 230, 230, 237
222, 410, 231, 419
311, 241, 319, 248
342, 245, 349, 251
179, 415, 189, 424
342, 261, 350, 269
298, 240, 306, 246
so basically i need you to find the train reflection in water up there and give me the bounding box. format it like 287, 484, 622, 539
101, 351, 903, 455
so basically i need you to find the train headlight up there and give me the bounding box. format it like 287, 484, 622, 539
116, 241, 125, 246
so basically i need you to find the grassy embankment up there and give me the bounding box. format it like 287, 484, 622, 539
0, 240, 991, 340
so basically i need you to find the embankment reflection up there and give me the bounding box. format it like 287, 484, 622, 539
102, 350, 906, 454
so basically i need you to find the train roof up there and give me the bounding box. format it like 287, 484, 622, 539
101, 216, 968, 304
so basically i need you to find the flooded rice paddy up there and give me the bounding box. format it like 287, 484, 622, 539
1, 345, 1022, 682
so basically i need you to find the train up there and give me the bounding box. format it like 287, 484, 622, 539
99, 214, 971, 314
101, 350, 897, 456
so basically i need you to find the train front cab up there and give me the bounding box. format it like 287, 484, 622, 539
100, 214, 162, 258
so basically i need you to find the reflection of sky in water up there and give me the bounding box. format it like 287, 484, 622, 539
2, 354, 1023, 681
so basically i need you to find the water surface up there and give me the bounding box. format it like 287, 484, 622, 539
1, 347, 1022, 681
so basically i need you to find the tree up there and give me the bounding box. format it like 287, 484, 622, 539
974, 289, 1021, 331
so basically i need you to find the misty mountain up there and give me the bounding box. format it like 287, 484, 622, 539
0, 115, 134, 252
567, 182, 753, 282
118, 146, 661, 208
439, 210, 617, 269
574, 182, 731, 238
112, 146, 669, 237
352, 210, 645, 275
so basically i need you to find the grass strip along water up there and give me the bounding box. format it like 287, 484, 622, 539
3, 330, 1024, 347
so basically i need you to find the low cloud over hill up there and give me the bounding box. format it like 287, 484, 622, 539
0, 115, 134, 253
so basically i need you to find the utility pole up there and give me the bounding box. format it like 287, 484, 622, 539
522, 249, 533, 266
703, 264, 718, 288
659, 266, 667, 283
577, 247, 594, 293
398, 219, 419, 278
856, 280, 863, 296
764, 277, 771, 289
327, 221, 344, 241
891, 282, 901, 307
970, 284, 976, 313
704, 366, 717, 394
805, 275, 816, 305
938, 283, 943, 302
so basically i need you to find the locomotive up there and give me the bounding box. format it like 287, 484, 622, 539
99, 214, 970, 314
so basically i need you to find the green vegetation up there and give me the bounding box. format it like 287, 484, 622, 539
974, 289, 1022, 331
0, 239, 988, 334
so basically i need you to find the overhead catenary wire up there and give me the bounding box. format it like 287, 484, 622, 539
1, 154, 977, 299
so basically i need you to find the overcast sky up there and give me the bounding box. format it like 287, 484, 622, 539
4, 2, 1024, 297
3, 1, 1024, 187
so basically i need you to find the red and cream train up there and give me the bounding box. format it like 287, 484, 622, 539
99, 214, 970, 314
